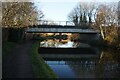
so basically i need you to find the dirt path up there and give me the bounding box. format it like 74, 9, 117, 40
3, 40, 34, 78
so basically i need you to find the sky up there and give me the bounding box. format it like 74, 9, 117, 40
33, 0, 120, 22
35, 2, 78, 21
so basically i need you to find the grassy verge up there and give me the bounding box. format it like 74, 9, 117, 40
29, 41, 58, 78
2, 41, 17, 57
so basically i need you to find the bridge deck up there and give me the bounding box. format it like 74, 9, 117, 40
26, 27, 99, 33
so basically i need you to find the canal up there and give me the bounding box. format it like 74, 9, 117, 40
38, 39, 120, 78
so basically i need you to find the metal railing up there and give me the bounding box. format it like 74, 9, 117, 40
37, 20, 75, 26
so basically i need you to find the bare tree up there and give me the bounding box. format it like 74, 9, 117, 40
68, 2, 97, 28
94, 2, 118, 40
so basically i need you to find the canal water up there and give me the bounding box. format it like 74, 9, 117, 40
39, 39, 120, 78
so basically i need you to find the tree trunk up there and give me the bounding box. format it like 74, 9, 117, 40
100, 25, 105, 39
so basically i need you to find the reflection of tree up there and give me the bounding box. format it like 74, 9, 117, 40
40, 39, 63, 47
65, 60, 96, 78
70, 33, 79, 41
95, 51, 120, 78
64, 51, 119, 78
99, 52, 114, 63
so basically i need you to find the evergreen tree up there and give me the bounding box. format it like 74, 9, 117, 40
83, 12, 87, 24
73, 14, 78, 26
79, 14, 83, 25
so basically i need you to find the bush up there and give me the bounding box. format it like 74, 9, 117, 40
2, 27, 25, 42
2, 27, 9, 42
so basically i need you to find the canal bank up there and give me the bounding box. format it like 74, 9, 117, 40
28, 40, 58, 78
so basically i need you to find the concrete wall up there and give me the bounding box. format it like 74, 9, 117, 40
78, 33, 100, 41
25, 33, 34, 40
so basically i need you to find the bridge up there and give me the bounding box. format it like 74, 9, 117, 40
25, 20, 100, 41
25, 20, 99, 33
25, 25, 99, 33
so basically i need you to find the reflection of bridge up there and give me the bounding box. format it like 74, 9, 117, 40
40, 47, 100, 60
41, 53, 99, 61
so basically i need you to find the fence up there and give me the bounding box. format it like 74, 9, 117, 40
37, 20, 75, 26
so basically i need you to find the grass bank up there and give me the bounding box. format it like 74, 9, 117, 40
2, 41, 17, 57
29, 41, 58, 78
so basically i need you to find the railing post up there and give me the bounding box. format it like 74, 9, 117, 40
59, 21, 61, 25
59, 33, 62, 42
66, 21, 68, 26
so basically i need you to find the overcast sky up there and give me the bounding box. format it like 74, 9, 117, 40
34, 0, 119, 22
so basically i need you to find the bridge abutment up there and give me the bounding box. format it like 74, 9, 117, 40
78, 33, 100, 41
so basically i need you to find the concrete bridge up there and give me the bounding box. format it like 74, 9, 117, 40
25, 22, 100, 41
25, 24, 99, 33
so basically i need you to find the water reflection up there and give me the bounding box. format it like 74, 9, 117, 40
44, 54, 119, 78
40, 39, 90, 48
40, 39, 75, 48
39, 39, 120, 78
